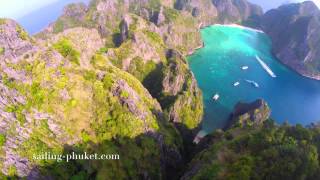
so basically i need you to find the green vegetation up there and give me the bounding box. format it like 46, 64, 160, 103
53, 38, 80, 65
0, 18, 6, 25
83, 70, 96, 82
16, 25, 28, 40
158, 51, 203, 129
5, 104, 26, 124
0, 134, 6, 146
0, 47, 4, 55
187, 121, 320, 179
143, 30, 164, 45
53, 19, 65, 33
20, 120, 63, 166
164, 7, 180, 22
98, 47, 108, 54
0, 0, 204, 179
0, 43, 180, 178
128, 57, 157, 82
128, 0, 161, 17
111, 40, 133, 67
91, 54, 109, 70
3, 0, 320, 179
161, 7, 202, 55
7, 166, 17, 177
177, 93, 203, 129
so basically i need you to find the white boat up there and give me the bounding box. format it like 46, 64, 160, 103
212, 94, 220, 101
245, 80, 259, 88
241, 66, 249, 70
255, 55, 277, 78
193, 130, 207, 144
233, 82, 240, 86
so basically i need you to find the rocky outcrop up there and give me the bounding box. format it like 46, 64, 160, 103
37, 0, 203, 55
119, 16, 130, 44
213, 0, 263, 24
105, 14, 203, 137
62, 3, 88, 21
182, 101, 320, 180
50, 27, 104, 68
0, 20, 69, 178
261, 1, 320, 79
162, 51, 186, 96
0, 19, 183, 179
162, 50, 203, 129
226, 99, 270, 128
155, 6, 166, 26
181, 99, 270, 179
174, 0, 218, 27
0, 19, 37, 63
112, 79, 153, 125
1, 0, 271, 178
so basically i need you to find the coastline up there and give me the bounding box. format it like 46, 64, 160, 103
188, 23, 265, 56
189, 23, 320, 141
187, 42, 204, 56
300, 73, 320, 81
277, 58, 320, 81
214, 23, 265, 33
190, 23, 320, 81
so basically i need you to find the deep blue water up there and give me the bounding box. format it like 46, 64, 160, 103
17, 0, 90, 34
188, 25, 320, 133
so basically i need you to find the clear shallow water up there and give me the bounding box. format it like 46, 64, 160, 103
188, 25, 320, 133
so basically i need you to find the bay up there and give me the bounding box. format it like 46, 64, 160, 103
188, 25, 320, 133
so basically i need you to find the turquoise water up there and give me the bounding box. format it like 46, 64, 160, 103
188, 25, 320, 133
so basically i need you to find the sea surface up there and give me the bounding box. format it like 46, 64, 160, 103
188, 25, 320, 133
17, 0, 90, 34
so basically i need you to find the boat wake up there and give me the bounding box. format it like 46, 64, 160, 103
255, 55, 277, 78
245, 80, 259, 88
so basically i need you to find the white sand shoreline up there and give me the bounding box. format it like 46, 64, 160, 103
214, 24, 265, 33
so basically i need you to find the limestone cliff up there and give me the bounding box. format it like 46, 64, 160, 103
174, 0, 218, 27
181, 99, 272, 180
37, 0, 202, 55
181, 99, 320, 180
0, 0, 270, 178
226, 99, 271, 128
261, 1, 320, 79
0, 19, 183, 179
213, 0, 263, 24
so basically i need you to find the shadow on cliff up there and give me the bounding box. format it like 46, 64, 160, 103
142, 63, 166, 99
242, 14, 262, 28
173, 123, 200, 161
112, 33, 122, 47
26, 131, 185, 180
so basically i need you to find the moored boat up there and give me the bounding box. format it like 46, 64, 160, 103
241, 66, 249, 70
212, 94, 220, 101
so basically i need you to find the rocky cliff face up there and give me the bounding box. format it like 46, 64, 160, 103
0, 0, 268, 178
0, 18, 184, 179
44, 2, 200, 56
226, 99, 270, 128
37, 0, 263, 55
181, 98, 320, 180
174, 0, 218, 27
261, 1, 320, 79
213, 0, 263, 24
0, 19, 37, 62
181, 99, 272, 180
